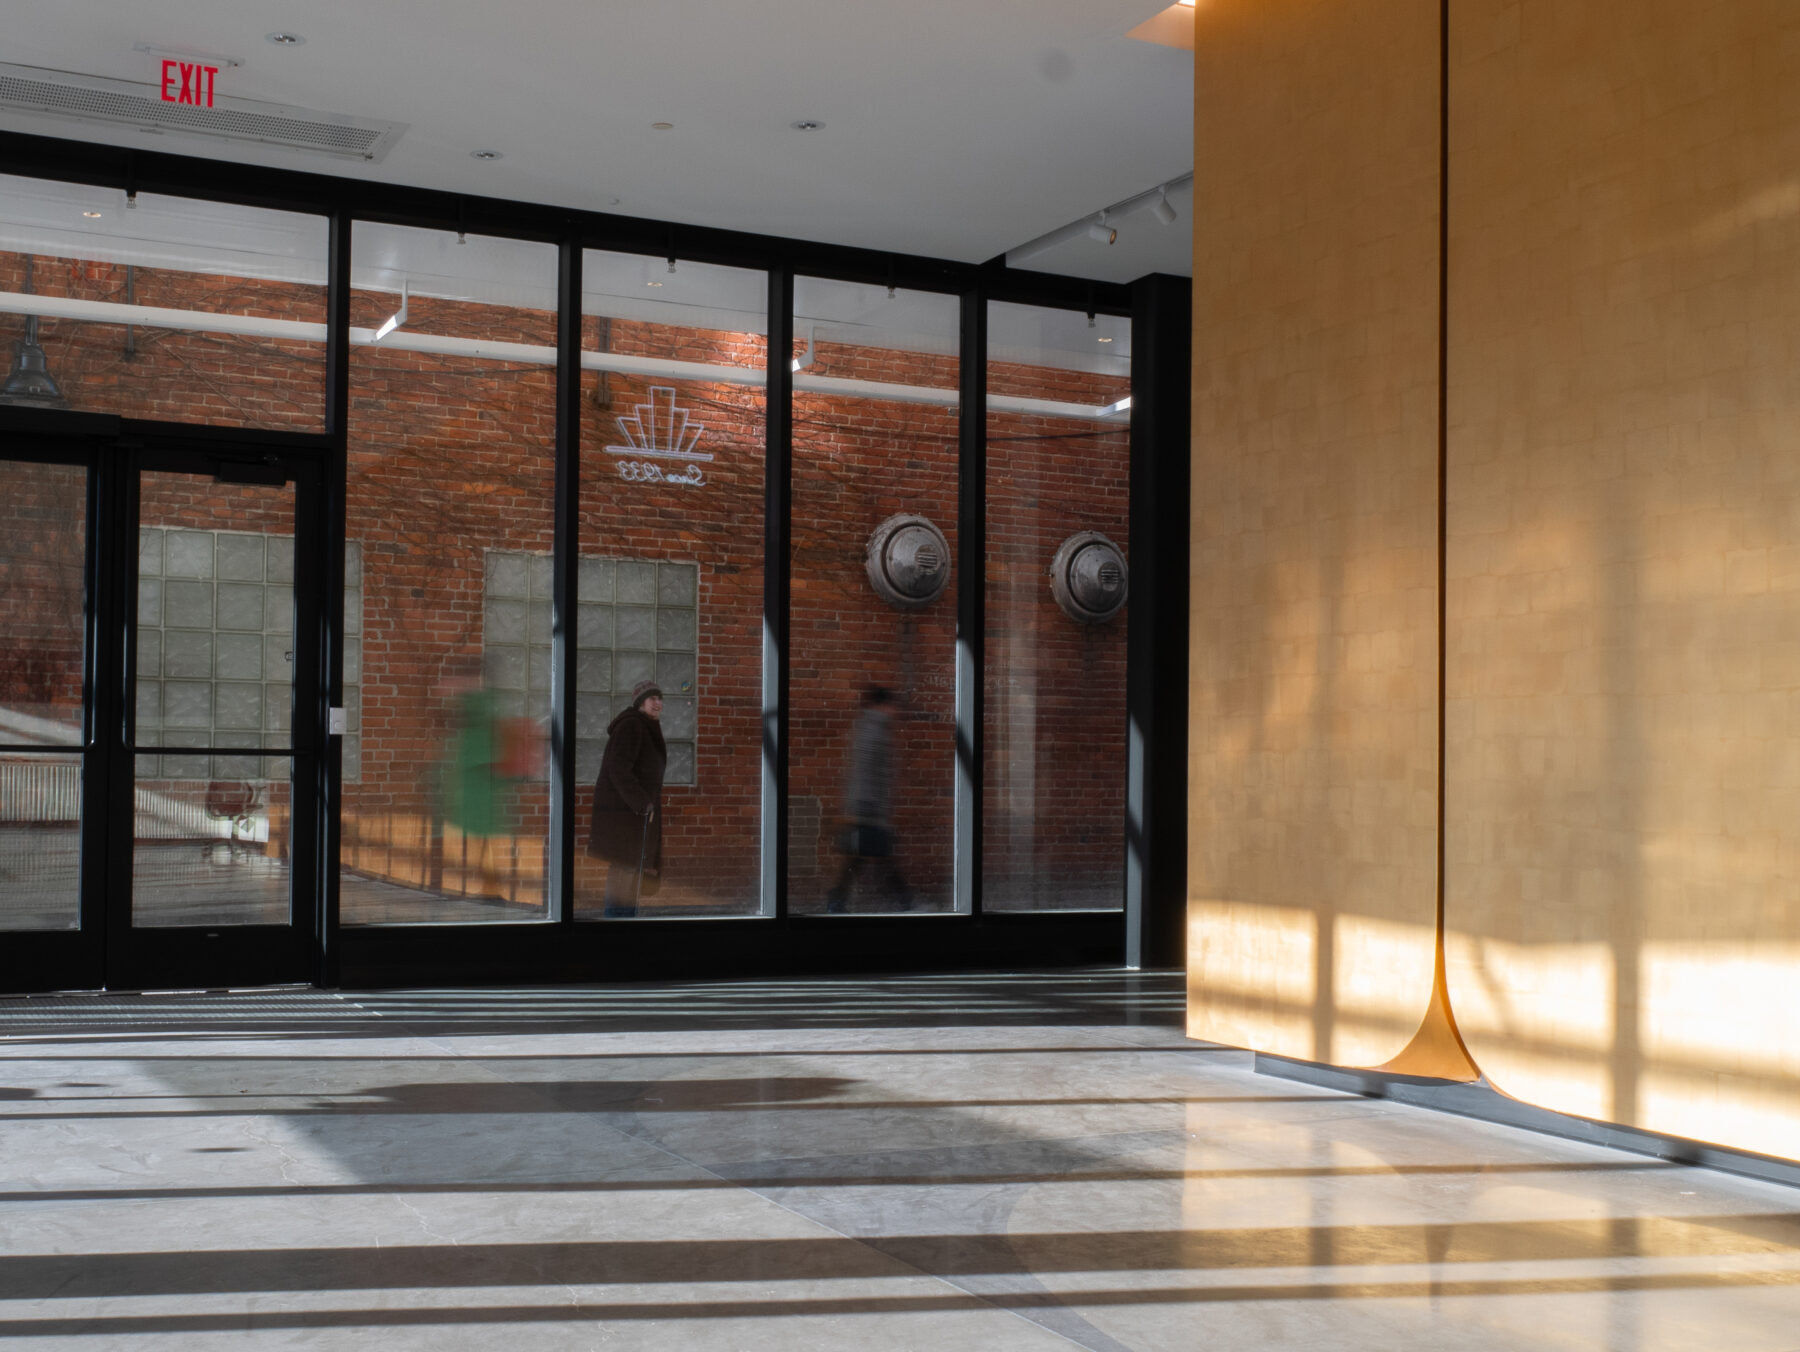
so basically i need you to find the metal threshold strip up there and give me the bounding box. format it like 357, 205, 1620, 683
0, 290, 1130, 424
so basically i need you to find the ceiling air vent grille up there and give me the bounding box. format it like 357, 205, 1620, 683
0, 63, 406, 162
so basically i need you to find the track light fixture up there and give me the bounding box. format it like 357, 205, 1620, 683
1004, 170, 1192, 267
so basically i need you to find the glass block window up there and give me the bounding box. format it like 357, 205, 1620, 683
483, 551, 699, 786
135, 528, 363, 780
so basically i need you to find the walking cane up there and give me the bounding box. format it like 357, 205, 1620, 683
632, 806, 651, 906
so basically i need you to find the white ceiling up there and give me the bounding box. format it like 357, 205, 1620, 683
0, 1, 1194, 284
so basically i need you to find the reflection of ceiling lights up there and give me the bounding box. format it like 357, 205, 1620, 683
372, 280, 408, 343
82, 210, 101, 218
645, 280, 663, 287
1097, 336, 1113, 343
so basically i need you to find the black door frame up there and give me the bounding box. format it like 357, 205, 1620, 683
0, 132, 1191, 993
0, 420, 330, 992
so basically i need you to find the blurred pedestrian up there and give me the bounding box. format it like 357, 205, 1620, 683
826, 685, 910, 913
587, 679, 667, 917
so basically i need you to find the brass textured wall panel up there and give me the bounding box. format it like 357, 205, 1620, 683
1188, 0, 1442, 1064
1444, 0, 1800, 1159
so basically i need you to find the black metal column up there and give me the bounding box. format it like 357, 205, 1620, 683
1125, 273, 1191, 970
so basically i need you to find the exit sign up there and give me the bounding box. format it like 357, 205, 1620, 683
160, 60, 219, 108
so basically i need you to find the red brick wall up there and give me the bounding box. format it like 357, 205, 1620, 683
0, 251, 326, 431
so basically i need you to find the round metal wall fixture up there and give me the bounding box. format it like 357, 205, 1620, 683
1049, 531, 1129, 624
865, 513, 951, 609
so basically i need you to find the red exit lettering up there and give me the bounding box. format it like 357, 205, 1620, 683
159, 59, 218, 108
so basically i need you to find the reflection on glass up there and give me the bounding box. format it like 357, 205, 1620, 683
574, 250, 767, 918
983, 302, 1130, 911
789, 278, 960, 914
0, 174, 327, 430
0, 460, 85, 737
132, 472, 296, 927
340, 224, 556, 924
0, 459, 86, 932
0, 750, 82, 933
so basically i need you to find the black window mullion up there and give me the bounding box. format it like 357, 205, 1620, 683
764, 268, 794, 920
550, 236, 583, 925
315, 209, 352, 987
955, 288, 987, 917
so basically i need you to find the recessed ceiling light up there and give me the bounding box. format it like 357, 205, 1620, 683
790, 119, 824, 132
1097, 336, 1113, 343
645, 280, 663, 288
651, 122, 674, 130
82, 210, 102, 219
265, 31, 305, 45
470, 149, 502, 160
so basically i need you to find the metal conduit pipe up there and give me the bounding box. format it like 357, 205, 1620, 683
0, 290, 1130, 424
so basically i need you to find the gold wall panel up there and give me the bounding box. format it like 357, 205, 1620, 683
1188, 0, 1443, 1065
1443, 0, 1800, 1159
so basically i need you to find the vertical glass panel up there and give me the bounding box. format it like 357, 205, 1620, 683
133, 472, 296, 927
983, 303, 1131, 910
789, 279, 960, 914
0, 752, 83, 932
574, 251, 766, 918
0, 460, 85, 736
0, 175, 327, 430
0, 459, 86, 931
340, 225, 557, 924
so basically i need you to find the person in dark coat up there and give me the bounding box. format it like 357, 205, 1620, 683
588, 679, 667, 917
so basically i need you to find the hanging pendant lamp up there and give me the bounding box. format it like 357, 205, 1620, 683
0, 315, 69, 408
0, 256, 69, 409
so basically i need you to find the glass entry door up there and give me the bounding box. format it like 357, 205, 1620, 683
0, 440, 323, 992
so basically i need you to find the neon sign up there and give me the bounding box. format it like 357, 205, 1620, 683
606, 387, 713, 489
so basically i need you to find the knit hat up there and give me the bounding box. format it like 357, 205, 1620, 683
631, 680, 664, 708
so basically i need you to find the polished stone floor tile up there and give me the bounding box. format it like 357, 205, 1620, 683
2, 972, 1798, 1350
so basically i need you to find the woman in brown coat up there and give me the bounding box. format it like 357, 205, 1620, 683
588, 680, 667, 917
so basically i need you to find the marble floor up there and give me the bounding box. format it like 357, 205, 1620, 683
2, 972, 1799, 1350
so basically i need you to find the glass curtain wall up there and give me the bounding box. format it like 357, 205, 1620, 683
340, 225, 558, 924
0, 174, 327, 430
789, 279, 961, 915
0, 460, 86, 932
983, 303, 1131, 911
574, 252, 767, 918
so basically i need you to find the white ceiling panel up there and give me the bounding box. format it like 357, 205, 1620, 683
0, 0, 1193, 282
